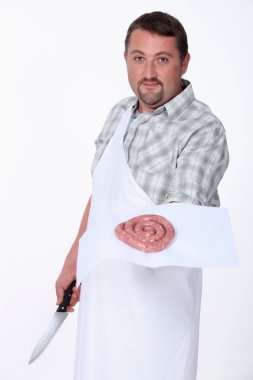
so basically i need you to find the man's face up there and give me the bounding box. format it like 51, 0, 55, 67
124, 29, 190, 113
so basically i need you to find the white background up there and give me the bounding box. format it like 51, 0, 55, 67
0, 0, 252, 379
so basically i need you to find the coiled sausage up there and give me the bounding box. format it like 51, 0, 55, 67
115, 214, 175, 253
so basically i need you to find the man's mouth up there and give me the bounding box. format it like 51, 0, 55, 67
141, 81, 161, 89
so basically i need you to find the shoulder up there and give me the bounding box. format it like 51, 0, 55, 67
100, 96, 137, 135
106, 96, 137, 118
94, 96, 137, 143
181, 96, 226, 136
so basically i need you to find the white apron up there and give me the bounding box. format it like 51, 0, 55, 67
74, 107, 204, 380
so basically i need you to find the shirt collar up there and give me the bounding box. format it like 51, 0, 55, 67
163, 79, 195, 120
131, 101, 138, 113
131, 79, 195, 120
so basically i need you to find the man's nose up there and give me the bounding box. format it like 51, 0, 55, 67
143, 60, 157, 79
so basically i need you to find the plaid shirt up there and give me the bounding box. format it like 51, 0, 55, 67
91, 80, 229, 206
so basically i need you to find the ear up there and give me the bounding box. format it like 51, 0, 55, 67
124, 51, 127, 61
181, 53, 190, 75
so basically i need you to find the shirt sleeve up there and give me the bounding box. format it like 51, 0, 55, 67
90, 102, 124, 176
90, 97, 136, 176
163, 119, 229, 206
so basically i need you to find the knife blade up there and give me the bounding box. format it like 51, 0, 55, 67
29, 279, 76, 364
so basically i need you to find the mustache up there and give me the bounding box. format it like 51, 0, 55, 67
138, 77, 163, 86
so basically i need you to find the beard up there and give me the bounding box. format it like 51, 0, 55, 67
137, 78, 164, 106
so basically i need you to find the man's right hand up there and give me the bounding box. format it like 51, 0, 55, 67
55, 241, 80, 312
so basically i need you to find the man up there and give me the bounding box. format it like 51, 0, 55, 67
56, 11, 229, 379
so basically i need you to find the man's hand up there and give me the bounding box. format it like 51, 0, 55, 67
55, 272, 80, 313
55, 240, 80, 312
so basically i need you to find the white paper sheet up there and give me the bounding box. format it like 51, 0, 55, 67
76, 203, 239, 286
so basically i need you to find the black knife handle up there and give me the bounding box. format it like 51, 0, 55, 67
56, 280, 76, 312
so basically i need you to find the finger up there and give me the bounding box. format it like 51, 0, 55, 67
72, 286, 81, 299
66, 284, 82, 308
69, 294, 79, 307
74, 285, 81, 301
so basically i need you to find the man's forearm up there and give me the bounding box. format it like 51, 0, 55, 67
64, 194, 92, 265
75, 195, 92, 242
55, 194, 92, 307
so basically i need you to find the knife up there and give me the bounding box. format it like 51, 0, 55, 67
29, 279, 76, 364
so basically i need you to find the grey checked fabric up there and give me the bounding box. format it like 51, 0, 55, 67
91, 79, 229, 206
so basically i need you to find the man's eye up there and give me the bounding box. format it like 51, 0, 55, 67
134, 56, 144, 62
158, 57, 168, 63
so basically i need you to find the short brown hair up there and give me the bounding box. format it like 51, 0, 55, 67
124, 11, 188, 61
